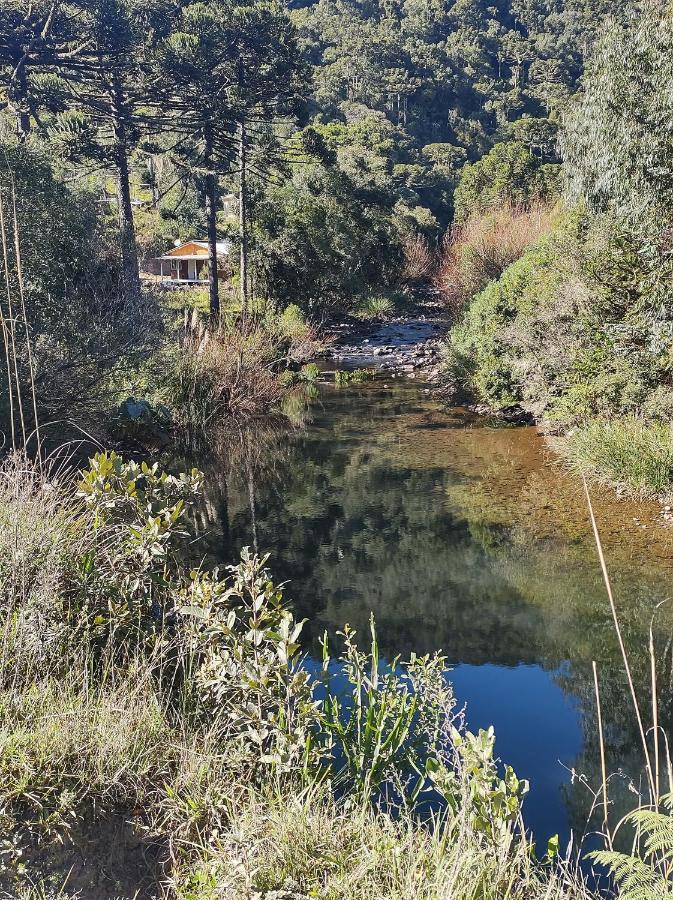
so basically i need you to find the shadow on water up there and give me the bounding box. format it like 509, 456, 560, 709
187, 377, 673, 852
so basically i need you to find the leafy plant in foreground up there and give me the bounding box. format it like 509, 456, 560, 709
426, 726, 529, 846
179, 549, 321, 773
76, 451, 201, 646
320, 617, 454, 800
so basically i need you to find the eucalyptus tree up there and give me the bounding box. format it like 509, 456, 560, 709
562, 4, 673, 231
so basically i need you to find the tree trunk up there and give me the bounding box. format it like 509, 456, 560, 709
203, 126, 220, 322
11, 63, 31, 142
239, 117, 248, 326
148, 156, 160, 209
111, 78, 141, 307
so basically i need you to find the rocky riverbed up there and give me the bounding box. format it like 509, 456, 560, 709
328, 311, 446, 383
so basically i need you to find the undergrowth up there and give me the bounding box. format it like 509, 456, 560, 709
0, 452, 594, 899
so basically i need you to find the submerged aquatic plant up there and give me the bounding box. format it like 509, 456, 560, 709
334, 368, 376, 386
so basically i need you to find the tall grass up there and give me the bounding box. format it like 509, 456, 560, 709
165, 306, 327, 447
174, 780, 593, 900
567, 418, 673, 499
170, 310, 282, 436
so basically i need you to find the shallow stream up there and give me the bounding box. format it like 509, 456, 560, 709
194, 377, 673, 849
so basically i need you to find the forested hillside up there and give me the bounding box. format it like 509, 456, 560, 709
293, 0, 624, 228
0, 0, 635, 448
0, 0, 631, 320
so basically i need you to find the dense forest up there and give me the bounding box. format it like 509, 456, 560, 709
3, 1, 673, 898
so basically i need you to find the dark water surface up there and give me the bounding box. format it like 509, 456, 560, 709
196, 378, 673, 849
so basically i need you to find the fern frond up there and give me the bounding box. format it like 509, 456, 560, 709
631, 808, 673, 862
591, 850, 673, 900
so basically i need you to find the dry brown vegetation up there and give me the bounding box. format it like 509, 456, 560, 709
402, 232, 437, 284
437, 202, 556, 316
170, 311, 283, 440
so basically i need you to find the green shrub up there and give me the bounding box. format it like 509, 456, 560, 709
446, 230, 563, 409
444, 211, 673, 446
438, 203, 558, 315
179, 549, 320, 773
334, 368, 376, 386
453, 141, 560, 225
320, 618, 454, 800
278, 369, 299, 387
277, 302, 307, 338
300, 362, 321, 382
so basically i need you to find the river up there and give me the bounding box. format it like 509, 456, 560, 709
192, 375, 673, 851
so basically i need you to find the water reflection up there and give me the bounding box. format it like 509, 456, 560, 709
192, 378, 673, 847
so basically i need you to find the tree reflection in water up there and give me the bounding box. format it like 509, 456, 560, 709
187, 378, 673, 849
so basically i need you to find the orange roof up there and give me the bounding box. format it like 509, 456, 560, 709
163, 241, 209, 258
161, 239, 231, 260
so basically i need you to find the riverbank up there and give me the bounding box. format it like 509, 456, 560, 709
325, 299, 673, 516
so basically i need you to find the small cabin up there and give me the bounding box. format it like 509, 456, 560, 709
158, 240, 231, 283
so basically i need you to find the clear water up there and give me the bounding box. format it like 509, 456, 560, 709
194, 378, 673, 849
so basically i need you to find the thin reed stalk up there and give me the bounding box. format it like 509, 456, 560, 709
11, 181, 41, 459
0, 187, 25, 447
583, 474, 656, 801
592, 660, 612, 849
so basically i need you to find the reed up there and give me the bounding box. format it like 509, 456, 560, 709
584, 476, 673, 897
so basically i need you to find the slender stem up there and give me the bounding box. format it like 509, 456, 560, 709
593, 660, 612, 848
583, 475, 656, 800
0, 190, 26, 446
650, 621, 660, 806
11, 183, 41, 460
0, 190, 16, 449
239, 118, 248, 326
203, 124, 220, 322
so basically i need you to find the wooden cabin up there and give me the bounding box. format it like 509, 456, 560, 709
158, 240, 231, 283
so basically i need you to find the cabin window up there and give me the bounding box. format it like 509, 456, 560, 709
170, 259, 178, 271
